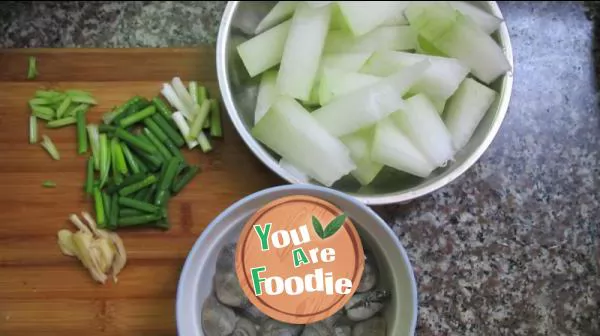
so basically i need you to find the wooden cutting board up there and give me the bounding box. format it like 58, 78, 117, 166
0, 48, 284, 336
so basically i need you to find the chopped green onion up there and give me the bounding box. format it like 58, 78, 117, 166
143, 117, 169, 143
156, 209, 170, 230
154, 157, 181, 206
40, 135, 60, 160
142, 184, 157, 203
172, 165, 200, 194
130, 147, 162, 172
108, 195, 119, 230
93, 187, 105, 228
118, 213, 163, 227
197, 132, 212, 153
155, 190, 171, 213
175, 160, 187, 176
29, 116, 38, 144
121, 143, 141, 175
49, 93, 67, 105
65, 105, 77, 118
203, 115, 211, 130
111, 138, 128, 175
151, 113, 185, 148
65, 103, 89, 118
42, 180, 57, 188
156, 221, 170, 231
119, 105, 156, 128
118, 175, 158, 197
113, 96, 144, 119
76, 109, 88, 154
189, 81, 198, 104
143, 127, 172, 161
161, 83, 190, 120
172, 111, 198, 149
47, 117, 77, 128
134, 154, 149, 174
105, 172, 148, 194
71, 95, 97, 105
118, 196, 160, 213
98, 124, 116, 134
133, 159, 148, 176
102, 111, 118, 124
132, 184, 155, 203
210, 99, 223, 137
55, 96, 72, 119
111, 150, 123, 186
133, 188, 148, 201
31, 106, 55, 120
120, 208, 146, 217
99, 133, 110, 188
171, 77, 197, 118
114, 127, 156, 155
31, 113, 53, 122
197, 86, 208, 106
85, 157, 94, 194
199, 86, 211, 130
102, 192, 111, 225
66, 91, 97, 105
137, 133, 158, 151
86, 124, 100, 170
187, 100, 211, 141
111, 99, 150, 126
151, 97, 177, 128
164, 138, 185, 163
27, 56, 37, 79
153, 163, 168, 204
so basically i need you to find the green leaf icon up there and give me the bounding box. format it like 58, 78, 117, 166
312, 216, 325, 239
322, 214, 347, 239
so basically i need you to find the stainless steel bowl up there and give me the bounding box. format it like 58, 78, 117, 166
176, 185, 418, 336
216, 1, 514, 205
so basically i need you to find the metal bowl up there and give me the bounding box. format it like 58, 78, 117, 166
176, 185, 418, 335
216, 1, 514, 205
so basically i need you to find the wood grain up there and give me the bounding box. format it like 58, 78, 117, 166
0, 48, 283, 335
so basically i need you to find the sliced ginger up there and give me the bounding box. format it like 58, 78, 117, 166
57, 211, 127, 284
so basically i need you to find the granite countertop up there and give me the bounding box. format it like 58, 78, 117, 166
1, 1, 598, 335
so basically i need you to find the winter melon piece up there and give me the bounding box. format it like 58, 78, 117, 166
252, 96, 355, 187
391, 94, 454, 167
340, 126, 383, 186
450, 1, 503, 34
277, 3, 331, 100
312, 59, 431, 137
254, 70, 279, 125
443, 78, 498, 151
324, 26, 416, 54
361, 50, 469, 101
237, 20, 292, 77
254, 1, 298, 34
318, 68, 381, 106
337, 1, 413, 36
372, 120, 435, 178
405, 2, 511, 84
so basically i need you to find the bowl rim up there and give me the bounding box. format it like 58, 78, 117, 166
216, 1, 514, 206
175, 184, 419, 335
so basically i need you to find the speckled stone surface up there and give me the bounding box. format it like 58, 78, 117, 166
0, 1, 227, 47
1, 1, 598, 335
